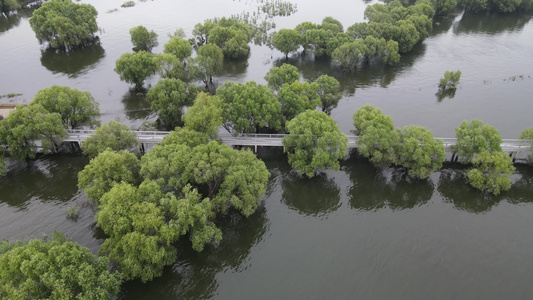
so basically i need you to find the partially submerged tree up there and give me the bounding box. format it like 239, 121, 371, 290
396, 125, 446, 179
81, 120, 139, 158
519, 127, 533, 162
264, 63, 300, 92
467, 150, 515, 195
283, 110, 348, 178
114, 51, 159, 90
452, 119, 502, 163
78, 149, 141, 203
356, 111, 399, 169
217, 81, 282, 135
130, 25, 159, 52
187, 43, 224, 88
0, 232, 122, 299
146, 78, 197, 130
163, 37, 193, 62
183, 92, 223, 139
29, 0, 98, 50
352, 104, 385, 135
438, 70, 461, 92
315, 74, 342, 115
30, 85, 100, 129
278, 80, 320, 124
272, 29, 302, 59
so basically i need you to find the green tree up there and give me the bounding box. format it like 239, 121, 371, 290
114, 51, 159, 90
321, 16, 344, 34
78, 149, 141, 203
208, 26, 250, 59
29, 0, 98, 50
519, 127, 533, 162
353, 104, 384, 134
283, 110, 348, 177
278, 80, 320, 124
315, 75, 342, 115
192, 21, 217, 45
396, 125, 446, 179
156, 53, 185, 80
295, 21, 318, 52
272, 29, 302, 59
304, 29, 335, 57
30, 85, 100, 129
158, 128, 209, 148
2, 104, 67, 161
331, 39, 368, 71
264, 63, 300, 91
130, 25, 159, 52
163, 37, 193, 62
392, 20, 421, 53
217, 81, 282, 134
0, 232, 122, 299
439, 70, 461, 92
187, 43, 224, 87
183, 92, 223, 139
452, 119, 502, 163
467, 150, 515, 195
81, 120, 139, 158
146, 78, 197, 130
357, 113, 400, 168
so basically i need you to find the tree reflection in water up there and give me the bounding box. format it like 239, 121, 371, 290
40, 43, 105, 78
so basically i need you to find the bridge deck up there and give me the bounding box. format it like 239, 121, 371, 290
65, 130, 528, 153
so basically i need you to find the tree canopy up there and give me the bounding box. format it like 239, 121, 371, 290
1, 104, 67, 161
81, 120, 139, 158
30, 85, 100, 129
0, 232, 122, 299
115, 51, 159, 90
78, 149, 141, 203
183, 92, 223, 139
278, 80, 320, 124
217, 81, 282, 135
146, 78, 197, 130
272, 29, 302, 59
519, 127, 533, 162
29, 0, 98, 50
396, 125, 445, 179
187, 43, 224, 87
315, 74, 342, 115
283, 110, 348, 177
452, 119, 502, 163
467, 150, 515, 195
264, 63, 300, 91
163, 37, 193, 62
130, 25, 159, 52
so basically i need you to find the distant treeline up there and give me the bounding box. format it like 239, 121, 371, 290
0, 0, 34, 13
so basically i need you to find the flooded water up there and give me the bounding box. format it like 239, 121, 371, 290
1, 0, 533, 299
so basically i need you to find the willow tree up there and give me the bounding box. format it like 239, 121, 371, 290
283, 110, 348, 178
29, 0, 98, 50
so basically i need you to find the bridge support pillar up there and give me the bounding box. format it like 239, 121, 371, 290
254, 145, 257, 153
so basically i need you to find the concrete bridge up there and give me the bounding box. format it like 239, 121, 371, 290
65, 130, 529, 159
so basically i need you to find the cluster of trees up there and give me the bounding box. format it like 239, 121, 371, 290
270, 0, 434, 69
353, 105, 517, 195
0, 0, 32, 13
0, 232, 122, 299
29, 0, 98, 50
353, 104, 446, 179
455, 0, 531, 14
193, 17, 252, 59
0, 85, 100, 174
76, 96, 270, 281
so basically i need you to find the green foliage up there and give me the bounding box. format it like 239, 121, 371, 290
187, 44, 224, 87
81, 120, 139, 158
0, 0, 31, 12
114, 51, 159, 90
78, 149, 141, 203
460, 0, 489, 12
396, 125, 446, 179
353, 104, 384, 134
217, 81, 282, 134
272, 28, 302, 58
519, 127, 533, 161
208, 26, 250, 59
0, 232, 122, 299
467, 150, 515, 195
356, 110, 399, 169
315, 74, 342, 115
158, 128, 209, 148
29, 0, 98, 50
146, 78, 197, 130
278, 80, 320, 124
332, 39, 368, 71
2, 104, 67, 161
192, 21, 217, 45
432, 0, 458, 15
183, 92, 223, 139
321, 16, 344, 34
439, 70, 461, 92
264, 63, 300, 91
163, 37, 193, 62
156, 53, 186, 80
121, 1, 135, 8
283, 110, 348, 177
30, 85, 100, 129
452, 119, 502, 163
130, 25, 159, 52
303, 29, 335, 57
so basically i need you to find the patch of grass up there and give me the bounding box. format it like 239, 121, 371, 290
66, 205, 81, 220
